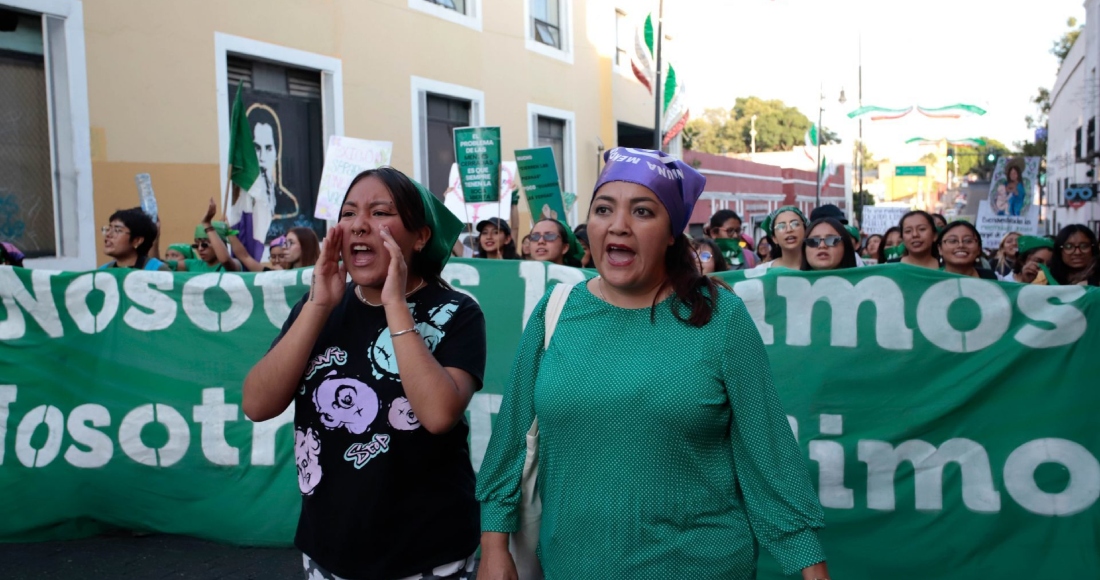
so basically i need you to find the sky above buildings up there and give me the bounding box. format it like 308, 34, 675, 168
666, 0, 1085, 158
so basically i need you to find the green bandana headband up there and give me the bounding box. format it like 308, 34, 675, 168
167, 243, 195, 260
761, 205, 808, 237
845, 225, 861, 241
554, 220, 586, 263
411, 177, 464, 271
1016, 235, 1053, 256
194, 222, 238, 241
884, 243, 906, 261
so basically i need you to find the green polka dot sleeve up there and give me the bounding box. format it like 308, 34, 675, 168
722, 297, 826, 575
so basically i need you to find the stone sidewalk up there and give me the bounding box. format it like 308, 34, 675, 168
0, 532, 300, 580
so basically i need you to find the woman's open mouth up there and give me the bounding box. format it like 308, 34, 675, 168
606, 244, 636, 267
349, 244, 375, 267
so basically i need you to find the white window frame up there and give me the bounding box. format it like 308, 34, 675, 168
214, 33, 344, 216
613, 8, 633, 78
407, 0, 482, 32
524, 0, 573, 65
8, 0, 93, 271
410, 76, 486, 187
527, 103, 577, 223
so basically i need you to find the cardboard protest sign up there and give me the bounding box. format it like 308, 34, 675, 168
314, 136, 393, 220
860, 206, 908, 235
515, 147, 567, 222
454, 127, 502, 204
443, 162, 519, 225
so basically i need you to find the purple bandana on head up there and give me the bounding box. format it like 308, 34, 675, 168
593, 147, 706, 234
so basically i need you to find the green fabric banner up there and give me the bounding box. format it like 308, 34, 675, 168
0, 263, 1097, 579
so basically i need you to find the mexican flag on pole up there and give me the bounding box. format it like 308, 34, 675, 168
662, 65, 689, 146
631, 14, 656, 93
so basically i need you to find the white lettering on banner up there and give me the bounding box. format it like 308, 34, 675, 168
251, 405, 294, 466
64, 404, 113, 468
0, 386, 14, 464
548, 264, 586, 288
0, 269, 62, 339
253, 271, 298, 328
15, 405, 64, 467
182, 274, 254, 332
1014, 286, 1088, 348
809, 414, 854, 508
859, 438, 1002, 512
118, 404, 190, 467
443, 263, 480, 304
731, 279, 775, 344
777, 276, 913, 349
468, 393, 502, 472
192, 388, 240, 466
64, 273, 119, 334
519, 261, 546, 331
1003, 438, 1100, 516
123, 271, 177, 331
916, 279, 1011, 353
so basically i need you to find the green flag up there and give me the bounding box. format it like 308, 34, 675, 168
229, 83, 260, 191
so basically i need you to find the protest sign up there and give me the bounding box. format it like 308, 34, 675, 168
1, 264, 1098, 580
860, 206, 908, 235
453, 127, 502, 203
135, 173, 158, 222
976, 204, 1041, 249
443, 162, 519, 225
314, 137, 393, 220
515, 147, 566, 222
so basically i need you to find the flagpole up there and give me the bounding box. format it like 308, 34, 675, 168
816, 83, 823, 208
652, 0, 664, 151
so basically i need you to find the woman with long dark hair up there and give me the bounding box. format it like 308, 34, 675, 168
878, 226, 903, 263
477, 148, 828, 580
692, 236, 729, 274
897, 211, 940, 269
862, 234, 883, 262
529, 218, 583, 267
757, 206, 807, 270
242, 167, 486, 580
936, 221, 996, 279
1033, 224, 1099, 286
801, 218, 858, 271
475, 218, 519, 260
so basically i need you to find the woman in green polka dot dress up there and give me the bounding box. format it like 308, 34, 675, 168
476, 148, 830, 580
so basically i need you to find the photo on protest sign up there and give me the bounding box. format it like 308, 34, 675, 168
314, 137, 393, 220
442, 161, 519, 225
515, 146, 567, 223
986, 157, 1039, 217
860, 206, 909, 235
453, 127, 502, 204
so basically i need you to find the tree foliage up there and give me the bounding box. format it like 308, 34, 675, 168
1052, 17, 1083, 64
683, 96, 838, 154
954, 137, 1011, 178
852, 140, 877, 172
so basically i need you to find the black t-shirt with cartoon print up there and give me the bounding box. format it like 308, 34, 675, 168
273, 282, 486, 580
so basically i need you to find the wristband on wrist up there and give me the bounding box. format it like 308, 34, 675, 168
390, 327, 419, 338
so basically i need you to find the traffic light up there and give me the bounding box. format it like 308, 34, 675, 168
946, 147, 955, 162
987, 152, 996, 162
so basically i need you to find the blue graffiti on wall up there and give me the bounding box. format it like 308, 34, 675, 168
0, 194, 26, 240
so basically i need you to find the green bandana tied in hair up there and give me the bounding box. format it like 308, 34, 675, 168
410, 177, 464, 271
555, 220, 586, 264
884, 243, 906, 261
845, 225, 861, 241
168, 243, 195, 260
194, 222, 238, 241
1016, 235, 1053, 256
761, 205, 808, 237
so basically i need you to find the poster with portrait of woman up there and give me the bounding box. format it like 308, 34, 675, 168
976, 156, 1041, 248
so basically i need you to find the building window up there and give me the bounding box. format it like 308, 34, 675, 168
426, 94, 471, 198
615, 10, 629, 66
425, 0, 466, 14
0, 4, 91, 269
1089, 117, 1096, 157
531, 0, 561, 48
537, 116, 566, 186
408, 0, 481, 31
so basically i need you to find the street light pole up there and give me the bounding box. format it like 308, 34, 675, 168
652, 0, 665, 151
816, 86, 823, 208
750, 114, 758, 155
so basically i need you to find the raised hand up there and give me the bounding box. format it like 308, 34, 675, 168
379, 226, 409, 307
309, 226, 347, 309
203, 197, 217, 225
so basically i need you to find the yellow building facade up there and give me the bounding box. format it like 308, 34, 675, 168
1, 0, 670, 269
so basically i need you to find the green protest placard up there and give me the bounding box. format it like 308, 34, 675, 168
515, 146, 567, 221
453, 127, 501, 203
0, 264, 1098, 580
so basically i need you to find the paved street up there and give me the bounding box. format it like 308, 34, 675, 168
0, 532, 300, 580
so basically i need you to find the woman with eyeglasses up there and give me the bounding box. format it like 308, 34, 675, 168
896, 211, 940, 269
1032, 224, 1100, 286
692, 236, 729, 275
754, 206, 807, 271
528, 218, 584, 267
800, 218, 857, 271
477, 148, 828, 580
99, 207, 170, 271
935, 222, 996, 279
175, 198, 242, 272
243, 167, 486, 580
